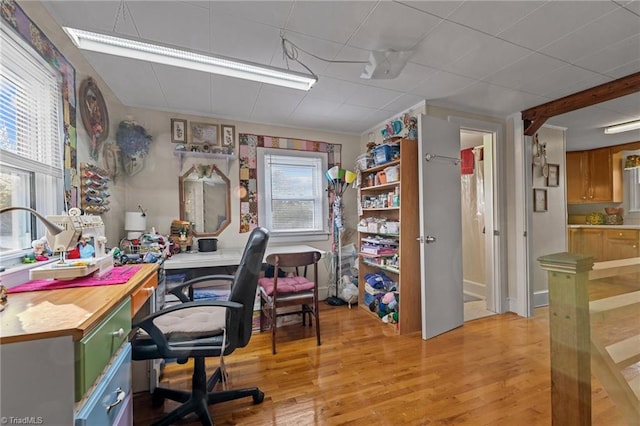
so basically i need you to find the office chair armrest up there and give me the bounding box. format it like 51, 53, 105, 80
169, 274, 235, 302
133, 300, 243, 358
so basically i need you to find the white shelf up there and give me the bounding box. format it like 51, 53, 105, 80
173, 151, 236, 173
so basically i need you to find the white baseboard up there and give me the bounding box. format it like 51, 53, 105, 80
463, 279, 486, 300
534, 290, 548, 308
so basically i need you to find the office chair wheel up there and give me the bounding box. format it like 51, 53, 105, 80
151, 392, 165, 408
253, 390, 265, 404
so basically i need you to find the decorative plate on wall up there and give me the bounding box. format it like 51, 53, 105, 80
79, 77, 109, 160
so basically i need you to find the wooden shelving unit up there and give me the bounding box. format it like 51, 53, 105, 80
357, 138, 421, 335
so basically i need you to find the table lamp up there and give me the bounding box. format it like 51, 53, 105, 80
125, 211, 146, 240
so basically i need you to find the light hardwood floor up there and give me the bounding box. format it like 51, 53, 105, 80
133, 294, 629, 425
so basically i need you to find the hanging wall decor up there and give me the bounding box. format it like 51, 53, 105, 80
79, 77, 109, 161
116, 120, 152, 176
238, 133, 341, 233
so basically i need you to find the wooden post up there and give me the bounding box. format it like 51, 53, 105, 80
538, 252, 594, 426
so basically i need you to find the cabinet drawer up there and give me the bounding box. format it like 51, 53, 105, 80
75, 343, 132, 426
75, 298, 131, 401
131, 272, 157, 316
605, 229, 639, 240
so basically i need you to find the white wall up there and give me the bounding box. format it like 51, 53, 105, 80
530, 126, 567, 305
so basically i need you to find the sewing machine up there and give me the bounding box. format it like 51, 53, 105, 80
29, 208, 113, 280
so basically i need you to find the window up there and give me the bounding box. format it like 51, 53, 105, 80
0, 23, 64, 259
257, 148, 329, 242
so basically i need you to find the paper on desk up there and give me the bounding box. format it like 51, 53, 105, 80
17, 301, 91, 332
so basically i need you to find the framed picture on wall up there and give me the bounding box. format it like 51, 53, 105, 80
171, 118, 187, 144
534, 188, 547, 212
221, 124, 236, 147
546, 164, 559, 187
190, 122, 219, 146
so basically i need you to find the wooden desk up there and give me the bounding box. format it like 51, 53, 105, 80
0, 264, 158, 425
164, 244, 324, 270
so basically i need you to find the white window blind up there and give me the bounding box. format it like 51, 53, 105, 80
0, 23, 64, 257
258, 148, 329, 242
0, 24, 63, 178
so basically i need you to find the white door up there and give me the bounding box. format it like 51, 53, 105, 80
418, 114, 464, 339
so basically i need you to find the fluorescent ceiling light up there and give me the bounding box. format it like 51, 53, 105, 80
63, 27, 317, 91
604, 119, 640, 134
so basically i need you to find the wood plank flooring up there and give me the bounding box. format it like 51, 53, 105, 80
133, 292, 629, 425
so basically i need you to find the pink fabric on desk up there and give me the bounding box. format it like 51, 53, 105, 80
8, 265, 142, 293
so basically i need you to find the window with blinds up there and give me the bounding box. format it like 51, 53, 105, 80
0, 23, 64, 257
257, 148, 329, 242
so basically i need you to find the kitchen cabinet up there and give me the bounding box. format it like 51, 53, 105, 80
604, 229, 639, 260
567, 227, 639, 261
566, 148, 622, 204
357, 138, 421, 335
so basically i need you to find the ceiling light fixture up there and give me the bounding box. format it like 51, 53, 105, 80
604, 119, 640, 134
63, 27, 317, 91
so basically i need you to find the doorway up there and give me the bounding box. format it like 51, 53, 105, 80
461, 129, 495, 321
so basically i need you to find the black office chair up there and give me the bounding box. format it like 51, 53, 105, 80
131, 227, 269, 426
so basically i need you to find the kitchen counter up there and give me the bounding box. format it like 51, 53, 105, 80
568, 224, 640, 229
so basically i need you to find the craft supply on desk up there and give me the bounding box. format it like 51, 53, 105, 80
8, 265, 142, 293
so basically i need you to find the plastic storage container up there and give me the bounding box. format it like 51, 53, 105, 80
384, 165, 399, 182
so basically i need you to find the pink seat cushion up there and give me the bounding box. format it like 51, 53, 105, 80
259, 276, 315, 296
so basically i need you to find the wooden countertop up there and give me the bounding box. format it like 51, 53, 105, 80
567, 224, 640, 229
0, 264, 157, 344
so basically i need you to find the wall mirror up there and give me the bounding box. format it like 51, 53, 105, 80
179, 164, 230, 236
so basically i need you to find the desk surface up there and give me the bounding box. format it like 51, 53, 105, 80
164, 244, 325, 270
0, 264, 158, 344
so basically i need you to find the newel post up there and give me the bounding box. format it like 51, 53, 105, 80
538, 252, 594, 426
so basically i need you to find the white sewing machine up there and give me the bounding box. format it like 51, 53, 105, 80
29, 208, 113, 280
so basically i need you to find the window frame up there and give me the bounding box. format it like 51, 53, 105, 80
0, 22, 65, 264
257, 147, 330, 243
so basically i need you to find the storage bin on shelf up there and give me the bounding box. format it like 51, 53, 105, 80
384, 165, 399, 182
373, 143, 400, 165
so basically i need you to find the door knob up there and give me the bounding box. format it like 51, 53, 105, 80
425, 236, 436, 243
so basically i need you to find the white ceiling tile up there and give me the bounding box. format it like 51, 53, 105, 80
397, 1, 464, 19
210, 15, 281, 65
540, 7, 640, 63
126, 1, 211, 52
574, 34, 640, 74
344, 85, 404, 109
293, 97, 345, 118
304, 77, 361, 103
411, 71, 477, 99
208, 1, 293, 28
410, 21, 486, 69
269, 33, 343, 76
596, 92, 640, 116
603, 58, 640, 78
348, 1, 443, 51
498, 1, 619, 50
83, 52, 167, 107
250, 85, 306, 120
336, 103, 380, 119
153, 65, 212, 113
439, 81, 549, 117
285, 1, 378, 44
447, 1, 545, 36
211, 76, 261, 119
442, 36, 532, 80
522, 65, 610, 98
380, 94, 427, 115
482, 53, 567, 90
43, 1, 133, 34
621, 0, 640, 15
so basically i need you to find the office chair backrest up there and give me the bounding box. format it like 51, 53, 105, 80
228, 227, 269, 347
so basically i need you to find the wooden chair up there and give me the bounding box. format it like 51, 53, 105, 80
259, 251, 322, 354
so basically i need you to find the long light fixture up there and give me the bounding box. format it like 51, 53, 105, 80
63, 27, 317, 91
604, 119, 640, 134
